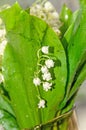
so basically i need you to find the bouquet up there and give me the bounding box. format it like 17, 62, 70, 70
0, 0, 86, 130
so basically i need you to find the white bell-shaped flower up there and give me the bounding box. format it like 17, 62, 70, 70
33, 77, 41, 86
44, 1, 54, 11
41, 65, 48, 74
38, 99, 45, 108
43, 82, 52, 91
0, 39, 7, 55
0, 73, 4, 83
41, 46, 49, 54
45, 59, 54, 68
52, 12, 59, 19
42, 72, 52, 81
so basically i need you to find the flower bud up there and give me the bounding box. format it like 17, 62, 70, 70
45, 59, 54, 68
42, 72, 52, 81
33, 77, 41, 86
43, 82, 52, 91
41, 65, 48, 73
41, 46, 49, 54
38, 99, 45, 108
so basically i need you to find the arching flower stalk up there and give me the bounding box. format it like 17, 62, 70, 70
33, 46, 55, 108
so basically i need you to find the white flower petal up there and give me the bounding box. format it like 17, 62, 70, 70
45, 59, 54, 68
44, 1, 54, 11
42, 72, 52, 81
38, 99, 45, 108
52, 12, 59, 19
0, 74, 4, 83
33, 77, 41, 86
0, 39, 7, 55
41, 65, 48, 73
43, 82, 52, 91
35, 4, 41, 9
41, 46, 49, 54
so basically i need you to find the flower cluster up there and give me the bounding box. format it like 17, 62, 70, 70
30, 0, 61, 35
0, 18, 7, 56
33, 46, 55, 108
0, 18, 7, 84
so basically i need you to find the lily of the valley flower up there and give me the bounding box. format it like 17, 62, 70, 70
43, 82, 52, 91
42, 72, 52, 81
30, 0, 61, 35
33, 44, 55, 108
41, 65, 48, 74
0, 73, 4, 83
41, 46, 49, 54
0, 40, 7, 55
33, 77, 41, 86
45, 59, 54, 68
38, 99, 45, 108
52, 12, 59, 19
44, 1, 54, 11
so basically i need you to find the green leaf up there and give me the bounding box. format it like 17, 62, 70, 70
60, 4, 86, 110
0, 2, 67, 129
62, 92, 76, 114
0, 109, 19, 130
68, 62, 86, 100
38, 27, 67, 123
66, 5, 86, 99
60, 4, 72, 36
0, 94, 15, 116
62, 10, 79, 48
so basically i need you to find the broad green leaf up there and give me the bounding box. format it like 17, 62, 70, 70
62, 92, 76, 114
0, 3, 41, 128
0, 2, 67, 129
62, 9, 81, 48
66, 5, 86, 99
68, 62, 86, 100
0, 109, 19, 130
60, 5, 86, 109
62, 25, 73, 47
59, 4, 86, 111
62, 10, 79, 48
38, 27, 67, 123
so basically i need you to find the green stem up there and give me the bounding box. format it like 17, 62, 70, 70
52, 122, 59, 130
58, 118, 69, 130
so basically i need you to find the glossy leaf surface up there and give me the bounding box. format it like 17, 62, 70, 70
0, 3, 67, 129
